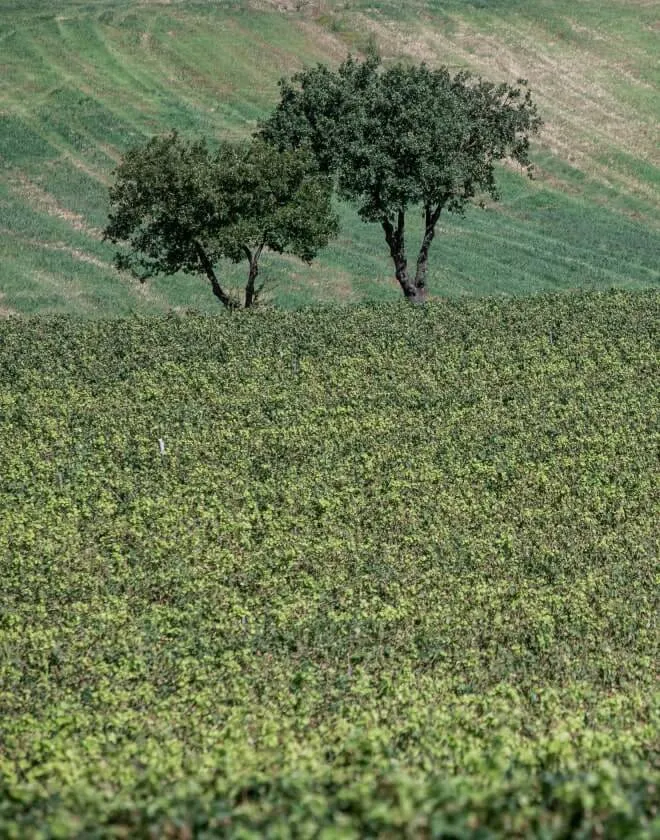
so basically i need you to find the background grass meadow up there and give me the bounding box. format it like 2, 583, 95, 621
0, 0, 658, 314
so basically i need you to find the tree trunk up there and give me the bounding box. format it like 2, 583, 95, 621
382, 209, 439, 304
382, 211, 419, 300
243, 244, 264, 309
381, 210, 430, 303
413, 204, 443, 297
193, 241, 237, 310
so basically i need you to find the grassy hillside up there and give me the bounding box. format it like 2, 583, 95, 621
0, 0, 658, 314
0, 290, 658, 835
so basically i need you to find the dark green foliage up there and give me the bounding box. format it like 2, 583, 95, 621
0, 290, 658, 837
104, 132, 339, 308
260, 55, 542, 301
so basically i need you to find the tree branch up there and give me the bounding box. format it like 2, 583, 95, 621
244, 242, 266, 309
382, 216, 394, 250
193, 240, 237, 309
381, 212, 419, 300
397, 209, 405, 246
414, 199, 446, 290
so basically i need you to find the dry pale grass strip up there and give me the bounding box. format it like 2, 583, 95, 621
8, 174, 104, 238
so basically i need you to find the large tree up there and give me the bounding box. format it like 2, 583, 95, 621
260, 54, 542, 303
104, 133, 338, 309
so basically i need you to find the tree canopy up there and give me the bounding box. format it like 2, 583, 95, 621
104, 133, 339, 309
260, 54, 542, 303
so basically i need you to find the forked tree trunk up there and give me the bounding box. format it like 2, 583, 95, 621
382, 202, 444, 304
194, 240, 266, 310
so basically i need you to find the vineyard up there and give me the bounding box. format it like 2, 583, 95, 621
1, 290, 658, 836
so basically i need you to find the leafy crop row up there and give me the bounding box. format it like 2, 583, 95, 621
0, 290, 658, 837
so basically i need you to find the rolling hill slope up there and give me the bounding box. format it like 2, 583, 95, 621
0, 0, 658, 314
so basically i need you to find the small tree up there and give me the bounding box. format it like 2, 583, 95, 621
104, 133, 339, 309
260, 54, 542, 303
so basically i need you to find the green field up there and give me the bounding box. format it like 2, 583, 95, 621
1, 290, 658, 835
1, 2, 659, 834
0, 0, 658, 314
